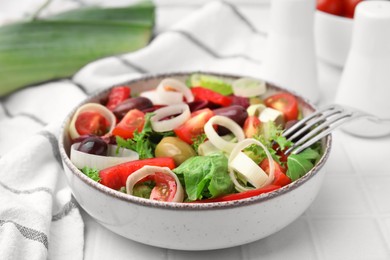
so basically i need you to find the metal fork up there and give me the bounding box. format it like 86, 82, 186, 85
282, 104, 382, 155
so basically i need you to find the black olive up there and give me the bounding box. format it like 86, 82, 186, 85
77, 136, 108, 156
113, 97, 153, 120
213, 105, 248, 135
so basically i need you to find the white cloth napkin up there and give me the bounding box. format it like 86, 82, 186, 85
0, 1, 267, 259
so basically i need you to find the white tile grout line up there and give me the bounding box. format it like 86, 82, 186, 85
339, 136, 390, 256
304, 134, 390, 259
165, 248, 170, 260
302, 215, 322, 260
240, 244, 248, 260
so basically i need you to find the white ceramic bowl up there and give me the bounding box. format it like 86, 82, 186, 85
315, 10, 353, 67
58, 72, 332, 250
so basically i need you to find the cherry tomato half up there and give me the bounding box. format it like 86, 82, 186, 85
264, 92, 299, 122
149, 172, 177, 202
112, 109, 145, 139
243, 116, 261, 138
174, 108, 214, 144
106, 86, 131, 111
75, 111, 110, 136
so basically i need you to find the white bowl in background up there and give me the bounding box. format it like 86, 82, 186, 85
315, 10, 353, 67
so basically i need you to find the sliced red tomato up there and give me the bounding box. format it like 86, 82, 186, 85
260, 159, 291, 187
75, 111, 110, 136
149, 172, 177, 201
317, 0, 344, 16
106, 86, 131, 111
196, 185, 281, 203
99, 157, 176, 190
243, 116, 261, 138
174, 108, 214, 144
191, 87, 232, 107
112, 109, 145, 139
264, 92, 299, 122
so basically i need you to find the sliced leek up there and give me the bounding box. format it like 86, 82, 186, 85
204, 116, 245, 153
0, 1, 155, 96
47, 2, 155, 27
228, 138, 275, 192
70, 143, 139, 170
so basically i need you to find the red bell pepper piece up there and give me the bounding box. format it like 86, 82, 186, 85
99, 157, 176, 190
195, 185, 281, 203
191, 87, 232, 107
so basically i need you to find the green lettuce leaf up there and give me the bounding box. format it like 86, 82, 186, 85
81, 166, 101, 182
173, 153, 234, 201
286, 148, 320, 181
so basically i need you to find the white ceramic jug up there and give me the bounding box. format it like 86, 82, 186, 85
336, 1, 390, 137
262, 0, 319, 103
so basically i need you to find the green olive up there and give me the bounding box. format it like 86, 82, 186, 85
249, 97, 264, 105
155, 137, 196, 165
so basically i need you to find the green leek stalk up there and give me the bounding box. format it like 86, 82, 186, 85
0, 1, 155, 97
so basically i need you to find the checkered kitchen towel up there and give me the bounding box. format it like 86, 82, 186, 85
0, 1, 268, 259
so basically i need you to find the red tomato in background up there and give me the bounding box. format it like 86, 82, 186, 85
112, 109, 145, 139
317, 0, 363, 18
174, 108, 214, 144
344, 0, 362, 18
75, 111, 110, 136
264, 92, 299, 122
317, 0, 344, 16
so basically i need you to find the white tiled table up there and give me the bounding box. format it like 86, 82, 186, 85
2, 1, 390, 259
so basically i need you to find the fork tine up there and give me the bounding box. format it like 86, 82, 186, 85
285, 112, 354, 154
290, 114, 356, 154
282, 104, 363, 155
285, 107, 344, 142
282, 105, 340, 138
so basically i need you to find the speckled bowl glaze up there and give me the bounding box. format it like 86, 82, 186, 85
58, 72, 332, 250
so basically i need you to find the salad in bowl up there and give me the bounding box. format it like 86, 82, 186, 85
59, 72, 331, 250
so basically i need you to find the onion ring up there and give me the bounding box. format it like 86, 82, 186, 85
232, 77, 267, 97
157, 78, 194, 103
247, 104, 266, 117
68, 103, 116, 140
126, 166, 184, 202
228, 138, 275, 192
204, 115, 245, 153
70, 143, 139, 170
151, 104, 190, 132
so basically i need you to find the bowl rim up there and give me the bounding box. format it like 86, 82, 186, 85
58, 71, 332, 211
